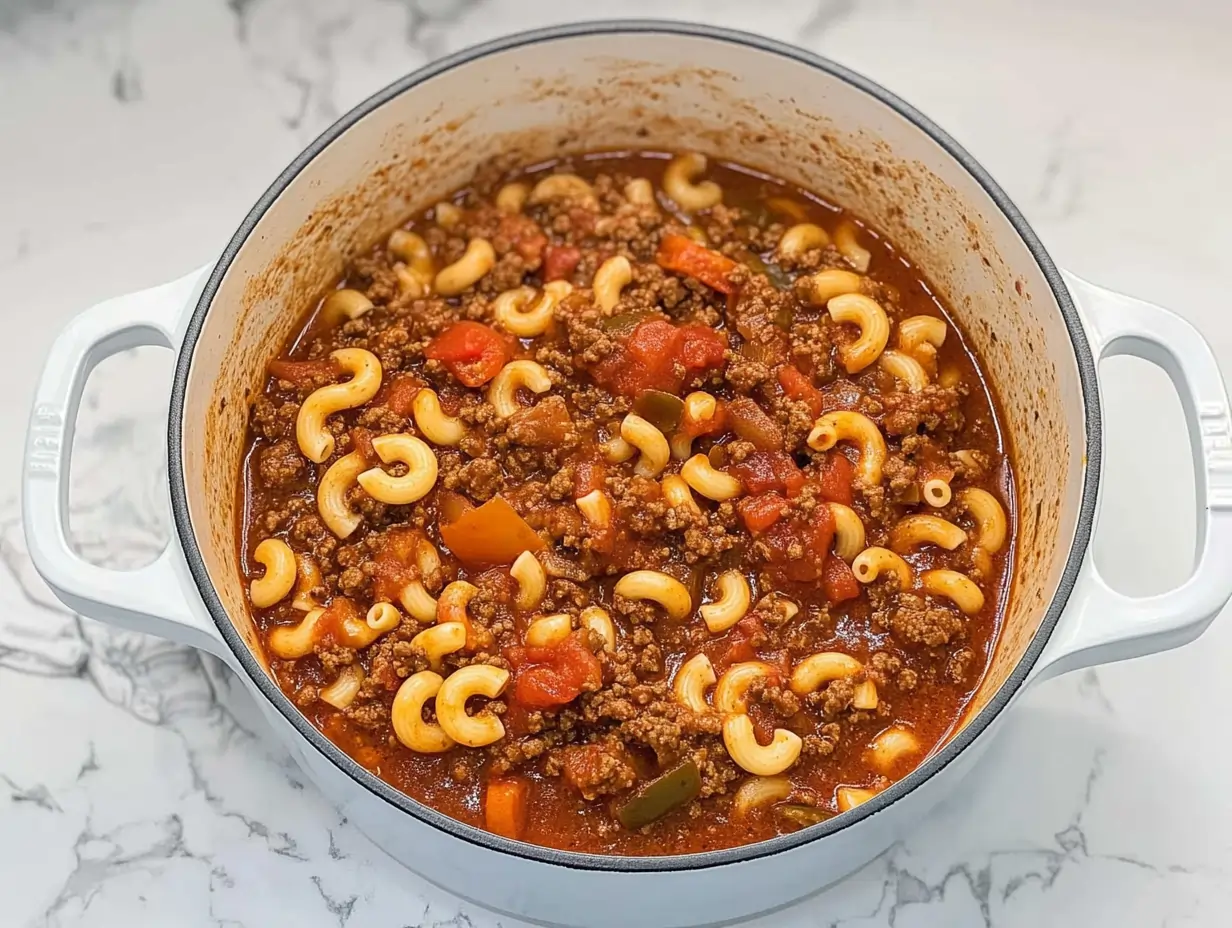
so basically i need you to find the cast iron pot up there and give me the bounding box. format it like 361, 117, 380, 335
22, 21, 1232, 928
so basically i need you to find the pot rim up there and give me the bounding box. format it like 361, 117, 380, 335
167, 19, 1101, 873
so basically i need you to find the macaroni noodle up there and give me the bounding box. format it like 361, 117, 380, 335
673, 653, 716, 715
319, 288, 374, 327
614, 570, 692, 621
493, 281, 571, 338
828, 503, 866, 562
827, 293, 890, 373
366, 601, 401, 634
714, 661, 775, 715
852, 679, 879, 710
836, 786, 879, 813
661, 474, 701, 515
868, 725, 920, 773
889, 514, 967, 552
723, 714, 802, 777
488, 359, 552, 418
789, 652, 863, 696
807, 410, 888, 486
267, 607, 327, 659
852, 546, 914, 589
292, 553, 323, 611
919, 569, 985, 614
620, 413, 670, 478
804, 268, 864, 305
296, 348, 383, 463
958, 487, 1008, 553
525, 613, 572, 647
663, 152, 722, 211
250, 538, 295, 608
580, 606, 616, 652
320, 665, 364, 710
410, 622, 467, 671
411, 388, 464, 447
834, 219, 872, 272
400, 580, 438, 623
575, 489, 613, 529
897, 314, 947, 364
434, 238, 496, 297
496, 182, 529, 214
317, 450, 368, 539
732, 776, 792, 818
923, 477, 952, 508
529, 173, 596, 206
776, 222, 830, 259
878, 349, 929, 392
357, 433, 439, 505
436, 664, 510, 748
510, 550, 546, 611
699, 570, 751, 633
592, 255, 632, 313
392, 671, 455, 753
624, 178, 656, 207
681, 453, 743, 501
433, 201, 462, 229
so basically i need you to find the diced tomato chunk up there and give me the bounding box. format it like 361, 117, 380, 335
498, 215, 547, 263
822, 555, 861, 603
572, 452, 607, 499
655, 234, 740, 294
374, 374, 423, 417
424, 321, 512, 388
592, 319, 727, 397
714, 616, 766, 672
485, 777, 530, 841
777, 365, 823, 417
818, 453, 856, 506
370, 526, 424, 603
507, 631, 603, 708
761, 505, 836, 583
543, 244, 582, 282
730, 451, 805, 498
737, 493, 789, 534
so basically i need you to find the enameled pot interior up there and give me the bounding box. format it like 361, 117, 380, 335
171, 23, 1096, 865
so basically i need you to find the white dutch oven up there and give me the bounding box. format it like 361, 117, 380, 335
21, 22, 1232, 928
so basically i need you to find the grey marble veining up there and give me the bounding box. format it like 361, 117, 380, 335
3, 1, 1232, 925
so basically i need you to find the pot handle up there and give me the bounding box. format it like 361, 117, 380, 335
1032, 272, 1232, 681
21, 266, 233, 662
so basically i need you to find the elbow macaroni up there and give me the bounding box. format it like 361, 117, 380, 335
868, 725, 921, 773
357, 434, 439, 505
878, 350, 929, 392
267, 607, 327, 659
411, 388, 464, 447
317, 450, 368, 539
836, 786, 880, 813
433, 201, 462, 229
493, 280, 571, 338
890, 514, 967, 552
400, 580, 438, 623
366, 601, 401, 634
320, 665, 365, 710
292, 553, 323, 611
510, 550, 546, 611
495, 182, 529, 214
614, 570, 692, 621
434, 238, 496, 297
672, 392, 720, 460
661, 474, 701, 515
592, 255, 632, 313
528, 173, 596, 206
411, 622, 467, 671
624, 178, 656, 207
620, 413, 670, 479
319, 288, 374, 327
923, 476, 952, 508
805, 268, 864, 305
602, 435, 636, 464
392, 671, 455, 753
897, 315, 947, 364
673, 653, 717, 715
580, 606, 616, 652
777, 223, 830, 259
296, 348, 383, 463
681, 454, 743, 501
575, 489, 613, 530
834, 220, 872, 273
699, 570, 751, 633
488, 360, 552, 418
714, 661, 775, 715
789, 652, 863, 696
852, 546, 914, 589
525, 613, 572, 647
723, 714, 802, 777
663, 152, 722, 211
807, 411, 888, 486
435, 664, 510, 748
958, 487, 1008, 553
250, 538, 295, 608
828, 503, 866, 562
827, 293, 890, 374
920, 569, 985, 614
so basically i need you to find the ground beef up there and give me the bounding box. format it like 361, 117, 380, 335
890, 593, 965, 647
559, 743, 638, 800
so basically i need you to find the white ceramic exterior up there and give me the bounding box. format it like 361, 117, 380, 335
20, 22, 1232, 928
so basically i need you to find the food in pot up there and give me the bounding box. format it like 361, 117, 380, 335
238, 150, 1014, 855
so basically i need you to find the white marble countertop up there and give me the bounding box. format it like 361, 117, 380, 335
3, 1, 1232, 925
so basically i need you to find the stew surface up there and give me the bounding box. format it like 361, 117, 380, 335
238, 150, 1015, 855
